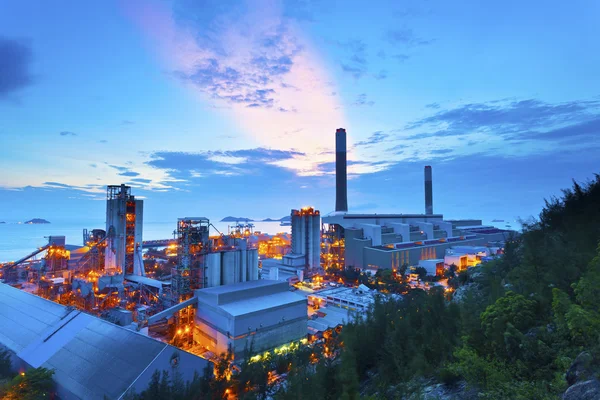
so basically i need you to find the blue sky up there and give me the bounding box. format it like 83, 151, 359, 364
1, 0, 599, 224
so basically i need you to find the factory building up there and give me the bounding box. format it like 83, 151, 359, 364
171, 218, 259, 299
259, 207, 321, 283
194, 280, 307, 360
290, 207, 321, 270
323, 129, 515, 273
204, 244, 259, 287
324, 213, 511, 271
105, 185, 144, 276
0, 283, 211, 400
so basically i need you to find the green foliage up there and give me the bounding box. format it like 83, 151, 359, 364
0, 348, 12, 379
480, 291, 537, 359
0, 368, 55, 400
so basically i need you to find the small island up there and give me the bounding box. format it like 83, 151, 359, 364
220, 216, 254, 222
25, 218, 51, 224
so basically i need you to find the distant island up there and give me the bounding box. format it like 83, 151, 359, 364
25, 218, 50, 224
220, 216, 254, 222
491, 219, 505, 222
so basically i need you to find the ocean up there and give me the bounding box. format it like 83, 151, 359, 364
0, 219, 290, 262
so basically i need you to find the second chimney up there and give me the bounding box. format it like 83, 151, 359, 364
425, 165, 433, 215
335, 128, 348, 212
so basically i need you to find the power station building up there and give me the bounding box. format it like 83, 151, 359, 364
194, 280, 307, 360
260, 207, 322, 282
323, 129, 514, 273
290, 207, 321, 270
105, 185, 144, 276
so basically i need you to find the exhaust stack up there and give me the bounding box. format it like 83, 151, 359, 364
335, 128, 348, 212
425, 166, 433, 215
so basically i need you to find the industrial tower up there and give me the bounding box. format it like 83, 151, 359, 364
291, 207, 321, 270
105, 184, 144, 276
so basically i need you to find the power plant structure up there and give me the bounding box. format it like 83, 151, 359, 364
323, 129, 514, 274
291, 207, 321, 271
105, 184, 144, 276
335, 128, 348, 212
172, 217, 259, 300
425, 165, 433, 215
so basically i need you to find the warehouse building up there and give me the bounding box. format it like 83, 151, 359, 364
194, 280, 307, 360
0, 283, 211, 400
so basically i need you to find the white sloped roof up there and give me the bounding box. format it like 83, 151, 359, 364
0, 283, 206, 400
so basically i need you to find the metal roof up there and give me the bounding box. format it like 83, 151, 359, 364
216, 291, 306, 317
197, 278, 279, 295
0, 283, 208, 400
125, 274, 170, 289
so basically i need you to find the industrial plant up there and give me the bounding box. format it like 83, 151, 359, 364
0, 127, 517, 399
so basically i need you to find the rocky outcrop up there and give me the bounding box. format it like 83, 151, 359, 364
563, 352, 600, 400
567, 352, 594, 385
563, 379, 600, 400
421, 381, 478, 399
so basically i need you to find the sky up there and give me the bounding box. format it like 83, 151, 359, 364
1, 0, 599, 225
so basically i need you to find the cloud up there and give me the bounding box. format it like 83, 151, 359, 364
335, 39, 368, 79
147, 147, 307, 181
385, 28, 433, 47
119, 171, 140, 177
43, 182, 73, 189
373, 70, 388, 80
353, 93, 375, 107
341, 63, 366, 79
392, 54, 410, 63
121, 120, 135, 125
130, 178, 152, 184
59, 131, 77, 137
108, 164, 129, 172
126, 0, 345, 173
425, 102, 440, 109
430, 148, 453, 155
0, 37, 34, 99
407, 98, 600, 143
355, 131, 388, 147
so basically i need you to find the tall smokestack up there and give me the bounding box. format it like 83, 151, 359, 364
425, 165, 433, 215
335, 128, 348, 212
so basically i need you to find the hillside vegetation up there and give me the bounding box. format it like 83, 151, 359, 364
128, 175, 600, 399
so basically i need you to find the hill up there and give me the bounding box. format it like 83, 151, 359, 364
220, 216, 253, 222
25, 218, 50, 224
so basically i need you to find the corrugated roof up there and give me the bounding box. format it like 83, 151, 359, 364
0, 283, 205, 400
198, 278, 279, 295
216, 291, 305, 317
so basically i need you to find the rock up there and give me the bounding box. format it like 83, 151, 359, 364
567, 352, 594, 386
562, 379, 600, 400
422, 381, 478, 400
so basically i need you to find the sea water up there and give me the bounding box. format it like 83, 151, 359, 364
0, 218, 290, 262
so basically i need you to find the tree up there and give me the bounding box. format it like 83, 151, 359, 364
0, 348, 12, 378
480, 291, 537, 359
2, 367, 55, 400
414, 266, 427, 281
444, 264, 458, 279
